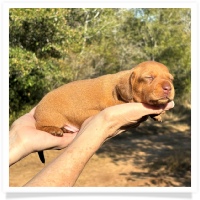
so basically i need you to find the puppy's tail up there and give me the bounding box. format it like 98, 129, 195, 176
38, 151, 45, 164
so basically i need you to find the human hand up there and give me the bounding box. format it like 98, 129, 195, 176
9, 107, 78, 166
79, 101, 175, 140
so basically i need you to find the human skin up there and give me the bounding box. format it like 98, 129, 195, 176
9, 101, 174, 186
9, 107, 78, 167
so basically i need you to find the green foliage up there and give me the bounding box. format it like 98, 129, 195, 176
123, 8, 191, 100
9, 47, 73, 115
9, 8, 191, 123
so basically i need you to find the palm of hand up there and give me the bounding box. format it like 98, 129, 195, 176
10, 107, 78, 154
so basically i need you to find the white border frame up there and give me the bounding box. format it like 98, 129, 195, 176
1, 0, 199, 197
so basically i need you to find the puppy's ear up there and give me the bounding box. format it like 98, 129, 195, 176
115, 72, 134, 102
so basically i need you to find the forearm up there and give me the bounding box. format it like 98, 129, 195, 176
24, 115, 108, 187
9, 112, 36, 166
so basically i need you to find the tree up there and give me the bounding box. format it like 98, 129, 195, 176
9, 8, 74, 120
122, 8, 191, 99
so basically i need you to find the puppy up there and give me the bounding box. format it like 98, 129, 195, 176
34, 61, 175, 162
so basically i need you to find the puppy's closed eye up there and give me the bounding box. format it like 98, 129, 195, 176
145, 76, 155, 82
139, 75, 155, 83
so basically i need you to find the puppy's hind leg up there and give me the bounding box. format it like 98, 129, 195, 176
38, 126, 64, 137
35, 111, 67, 137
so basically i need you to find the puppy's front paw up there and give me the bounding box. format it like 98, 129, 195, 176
150, 114, 162, 122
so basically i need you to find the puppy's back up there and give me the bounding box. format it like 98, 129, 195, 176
34, 70, 130, 130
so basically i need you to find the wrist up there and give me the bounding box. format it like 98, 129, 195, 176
97, 108, 123, 139
9, 127, 30, 166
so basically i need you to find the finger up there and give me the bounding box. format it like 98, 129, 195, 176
33, 130, 78, 151
141, 101, 175, 116
163, 101, 175, 110
52, 132, 78, 149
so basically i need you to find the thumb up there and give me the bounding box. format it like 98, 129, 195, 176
163, 101, 175, 110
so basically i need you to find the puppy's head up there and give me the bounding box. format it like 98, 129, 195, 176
116, 61, 175, 105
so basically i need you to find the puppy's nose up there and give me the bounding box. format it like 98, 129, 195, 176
162, 81, 171, 95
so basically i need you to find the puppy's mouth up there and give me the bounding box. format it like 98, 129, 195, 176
148, 97, 173, 105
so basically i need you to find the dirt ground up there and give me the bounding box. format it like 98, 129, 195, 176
9, 105, 191, 187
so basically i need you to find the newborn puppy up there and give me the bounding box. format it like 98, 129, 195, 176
34, 61, 175, 162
